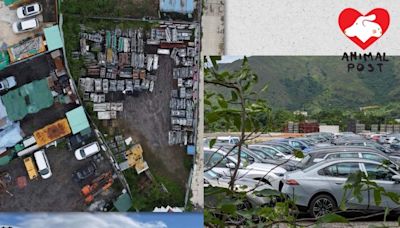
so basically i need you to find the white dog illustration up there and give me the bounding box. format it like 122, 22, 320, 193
344, 14, 382, 42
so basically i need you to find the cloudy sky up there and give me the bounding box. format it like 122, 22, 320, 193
0, 213, 202, 228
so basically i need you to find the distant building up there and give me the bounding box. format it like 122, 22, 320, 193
293, 110, 308, 117
160, 0, 195, 14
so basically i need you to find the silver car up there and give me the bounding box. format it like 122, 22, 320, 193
282, 158, 400, 218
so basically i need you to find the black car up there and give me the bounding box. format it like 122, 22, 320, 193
72, 161, 97, 183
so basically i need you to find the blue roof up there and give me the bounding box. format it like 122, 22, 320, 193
66, 106, 90, 135
160, 0, 195, 14
43, 26, 63, 51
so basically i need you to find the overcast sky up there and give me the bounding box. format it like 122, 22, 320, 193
0, 213, 203, 228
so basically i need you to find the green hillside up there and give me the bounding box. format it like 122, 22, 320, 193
212, 56, 400, 114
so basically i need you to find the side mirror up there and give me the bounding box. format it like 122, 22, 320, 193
248, 156, 255, 162
301, 145, 307, 150
392, 174, 400, 183
226, 163, 236, 169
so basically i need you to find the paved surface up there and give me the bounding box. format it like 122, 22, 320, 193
190, 63, 204, 209
0, 1, 43, 49
0, 146, 114, 211
202, 0, 225, 55
118, 55, 190, 188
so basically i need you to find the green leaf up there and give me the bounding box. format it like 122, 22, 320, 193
217, 98, 228, 109
317, 213, 348, 223
206, 112, 220, 123
374, 189, 382, 206
220, 203, 236, 215
293, 149, 304, 159
231, 91, 238, 101
209, 138, 216, 148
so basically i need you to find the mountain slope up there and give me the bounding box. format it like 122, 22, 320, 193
211, 56, 400, 113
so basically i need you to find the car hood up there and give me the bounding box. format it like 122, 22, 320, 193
246, 163, 287, 173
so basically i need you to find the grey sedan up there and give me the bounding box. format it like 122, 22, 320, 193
282, 158, 400, 218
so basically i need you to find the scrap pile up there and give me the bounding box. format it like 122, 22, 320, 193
78, 28, 160, 120
146, 22, 200, 145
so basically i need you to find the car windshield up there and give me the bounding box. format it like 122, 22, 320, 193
253, 146, 281, 159
80, 149, 86, 158
27, 6, 35, 13
205, 170, 221, 179
40, 168, 49, 175
270, 144, 292, 154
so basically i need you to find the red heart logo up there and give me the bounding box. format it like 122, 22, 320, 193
338, 8, 390, 50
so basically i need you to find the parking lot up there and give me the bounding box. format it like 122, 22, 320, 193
0, 145, 115, 211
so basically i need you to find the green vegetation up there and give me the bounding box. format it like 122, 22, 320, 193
124, 169, 185, 211
61, 0, 159, 18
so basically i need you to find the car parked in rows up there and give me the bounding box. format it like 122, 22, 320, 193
298, 147, 400, 170
282, 158, 400, 218
0, 76, 16, 92
273, 138, 314, 152
12, 18, 40, 34
259, 142, 295, 155
204, 147, 286, 190
16, 3, 42, 19
74, 142, 101, 160
248, 144, 301, 161
72, 161, 97, 183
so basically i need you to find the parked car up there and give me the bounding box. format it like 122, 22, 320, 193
72, 161, 97, 183
204, 147, 286, 190
282, 158, 400, 218
12, 18, 39, 34
273, 138, 314, 152
214, 143, 298, 171
74, 142, 100, 160
248, 144, 301, 161
204, 170, 276, 207
0, 76, 16, 92
259, 142, 295, 155
16, 3, 42, 19
216, 136, 240, 145
33, 150, 52, 179
298, 147, 400, 170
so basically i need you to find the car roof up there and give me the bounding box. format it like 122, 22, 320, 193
21, 19, 37, 29
308, 146, 386, 157
304, 158, 386, 171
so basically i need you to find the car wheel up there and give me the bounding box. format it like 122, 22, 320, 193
308, 194, 337, 218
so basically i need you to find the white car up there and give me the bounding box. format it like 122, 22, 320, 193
34, 150, 52, 179
204, 170, 276, 207
12, 18, 39, 34
204, 147, 287, 190
17, 3, 42, 19
216, 136, 240, 145
0, 76, 17, 92
75, 142, 101, 160
249, 144, 301, 161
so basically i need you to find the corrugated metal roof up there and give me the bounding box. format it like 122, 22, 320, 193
66, 106, 90, 135
160, 0, 195, 14
43, 26, 63, 52
113, 192, 132, 212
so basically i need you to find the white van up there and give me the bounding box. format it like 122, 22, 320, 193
74, 142, 100, 160
33, 150, 52, 179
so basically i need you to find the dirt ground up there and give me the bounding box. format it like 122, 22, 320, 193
0, 145, 114, 211
0, 1, 39, 49
115, 0, 159, 18
117, 55, 190, 188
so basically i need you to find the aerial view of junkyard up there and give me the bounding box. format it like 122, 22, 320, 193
0, 0, 201, 212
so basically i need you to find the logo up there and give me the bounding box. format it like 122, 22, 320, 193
338, 8, 390, 50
